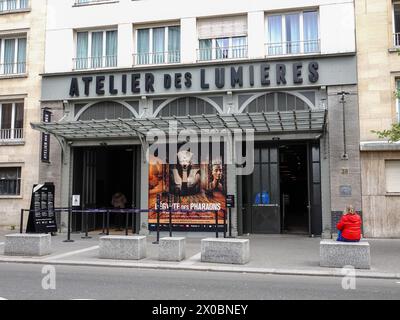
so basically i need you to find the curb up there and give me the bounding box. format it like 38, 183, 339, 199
0, 257, 399, 280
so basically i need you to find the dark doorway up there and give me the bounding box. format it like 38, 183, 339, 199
279, 144, 309, 234
72, 145, 139, 232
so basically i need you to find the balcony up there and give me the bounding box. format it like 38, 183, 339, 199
265, 40, 320, 57
133, 51, 181, 66
0, 128, 23, 142
0, 62, 26, 76
73, 55, 117, 70
74, 0, 115, 5
197, 45, 248, 62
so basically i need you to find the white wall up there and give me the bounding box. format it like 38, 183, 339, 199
45, 0, 356, 73
320, 2, 356, 54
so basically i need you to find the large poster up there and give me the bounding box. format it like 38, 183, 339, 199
149, 147, 226, 230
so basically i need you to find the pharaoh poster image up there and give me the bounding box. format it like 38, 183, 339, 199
148, 145, 226, 230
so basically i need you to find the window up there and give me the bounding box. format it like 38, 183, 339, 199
385, 160, 400, 193
198, 36, 247, 61
159, 97, 216, 117
266, 11, 319, 56
0, 36, 26, 75
0, 167, 21, 196
135, 26, 180, 65
0, 0, 28, 13
0, 102, 24, 140
74, 29, 117, 70
197, 15, 248, 61
394, 2, 400, 46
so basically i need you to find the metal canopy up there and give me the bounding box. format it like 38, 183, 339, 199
31, 109, 327, 140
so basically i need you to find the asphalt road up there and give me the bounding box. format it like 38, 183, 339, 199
0, 263, 399, 300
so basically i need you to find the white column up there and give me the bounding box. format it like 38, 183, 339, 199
139, 143, 150, 235
247, 11, 265, 59
118, 23, 134, 68
181, 17, 197, 64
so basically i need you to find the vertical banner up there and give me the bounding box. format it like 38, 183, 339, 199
41, 109, 51, 162
149, 145, 226, 231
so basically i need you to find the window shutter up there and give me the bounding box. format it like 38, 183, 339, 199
385, 160, 400, 193
197, 15, 247, 39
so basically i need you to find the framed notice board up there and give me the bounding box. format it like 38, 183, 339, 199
26, 182, 57, 233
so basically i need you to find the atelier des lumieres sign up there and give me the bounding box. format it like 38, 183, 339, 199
68, 61, 320, 97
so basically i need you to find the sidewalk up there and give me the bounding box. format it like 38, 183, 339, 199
0, 230, 399, 279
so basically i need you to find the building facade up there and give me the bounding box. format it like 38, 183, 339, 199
356, 0, 400, 238
32, 0, 360, 237
0, 0, 47, 229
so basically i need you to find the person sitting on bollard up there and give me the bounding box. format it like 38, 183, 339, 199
336, 205, 362, 242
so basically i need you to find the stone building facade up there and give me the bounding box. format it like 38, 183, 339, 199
0, 0, 48, 229
355, 0, 400, 237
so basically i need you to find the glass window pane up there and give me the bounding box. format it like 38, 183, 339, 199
395, 4, 400, 34
0, 167, 20, 195
303, 11, 319, 53
1, 103, 12, 129
91, 32, 103, 68
232, 36, 247, 58
216, 38, 229, 59
137, 29, 150, 64
14, 103, 24, 129
168, 26, 180, 63
17, 38, 26, 73
153, 27, 165, 64
106, 30, 117, 67
76, 32, 88, 69
285, 13, 300, 54
199, 39, 212, 61
4, 39, 16, 74
268, 15, 282, 55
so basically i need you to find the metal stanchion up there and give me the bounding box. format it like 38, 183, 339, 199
215, 210, 219, 238
20, 209, 24, 234
125, 211, 129, 236
229, 207, 232, 237
64, 208, 74, 242
223, 209, 227, 238
168, 203, 172, 238
153, 194, 161, 244
99, 211, 106, 235
81, 211, 91, 239
106, 210, 110, 235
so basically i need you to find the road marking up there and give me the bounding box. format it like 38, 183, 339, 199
396, 281, 400, 284
179, 252, 201, 266
0, 242, 4, 246
43, 246, 99, 261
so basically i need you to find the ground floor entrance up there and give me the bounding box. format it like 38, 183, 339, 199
240, 141, 322, 236
71, 145, 141, 232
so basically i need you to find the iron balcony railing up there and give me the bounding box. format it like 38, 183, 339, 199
0, 128, 23, 141
133, 51, 181, 66
74, 0, 114, 5
73, 55, 117, 70
197, 45, 248, 62
0, 0, 29, 12
266, 39, 320, 56
0, 62, 26, 75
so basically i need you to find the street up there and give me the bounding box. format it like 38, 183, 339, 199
0, 263, 398, 300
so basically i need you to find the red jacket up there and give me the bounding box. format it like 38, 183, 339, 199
337, 213, 362, 240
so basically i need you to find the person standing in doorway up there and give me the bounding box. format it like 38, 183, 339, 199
111, 192, 127, 231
